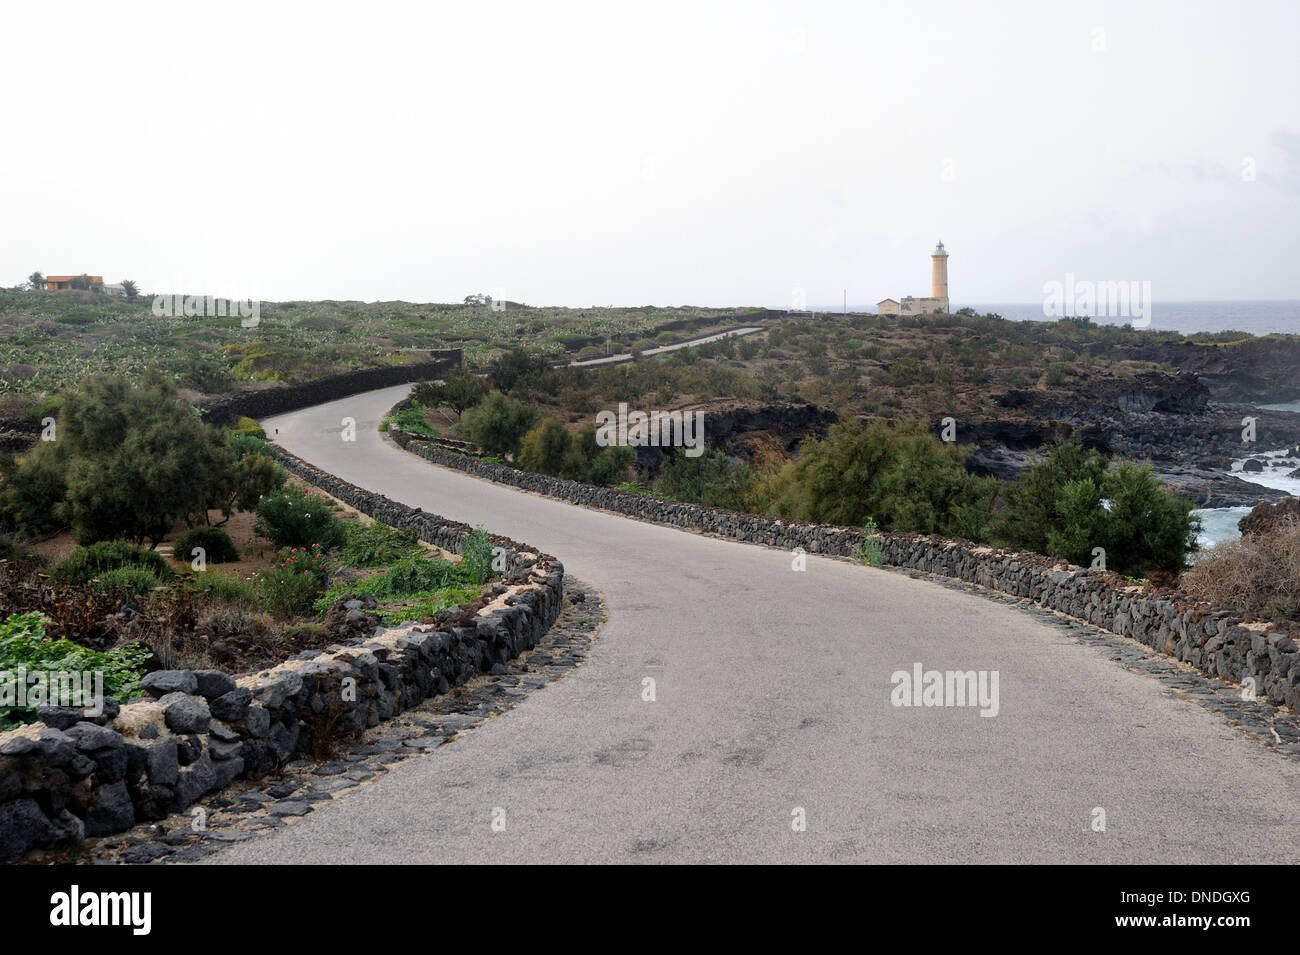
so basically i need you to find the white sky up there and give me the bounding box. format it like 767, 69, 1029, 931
2, 0, 1297, 307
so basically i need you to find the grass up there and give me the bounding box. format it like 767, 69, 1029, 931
382, 404, 440, 439
373, 586, 484, 624
341, 520, 422, 567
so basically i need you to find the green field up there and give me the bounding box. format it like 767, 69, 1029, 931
0, 289, 759, 415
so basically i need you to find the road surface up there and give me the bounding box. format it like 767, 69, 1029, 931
216, 384, 1300, 863
567, 327, 762, 367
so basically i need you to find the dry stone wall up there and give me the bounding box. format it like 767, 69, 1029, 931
391, 427, 1300, 712
0, 443, 563, 863
199, 351, 462, 425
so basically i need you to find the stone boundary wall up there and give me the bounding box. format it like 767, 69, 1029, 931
0, 443, 563, 863
0, 353, 464, 454
199, 350, 462, 425
390, 426, 1300, 712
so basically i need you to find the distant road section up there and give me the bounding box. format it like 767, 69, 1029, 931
567, 326, 763, 367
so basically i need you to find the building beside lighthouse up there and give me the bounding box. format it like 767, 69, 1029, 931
877, 241, 951, 316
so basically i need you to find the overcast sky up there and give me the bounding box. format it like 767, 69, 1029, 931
3, 0, 1297, 308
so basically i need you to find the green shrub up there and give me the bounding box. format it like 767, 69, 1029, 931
90, 565, 165, 596
859, 518, 884, 567
36, 374, 237, 547
412, 365, 489, 414
517, 419, 631, 485
55, 308, 98, 326
191, 572, 259, 605
517, 418, 574, 476
384, 405, 440, 439
489, 348, 551, 393
254, 486, 346, 549
175, 526, 239, 564
992, 442, 1198, 574
753, 419, 993, 539
460, 526, 495, 584
0, 611, 151, 729
279, 622, 329, 642
256, 545, 329, 617
374, 586, 483, 624
457, 392, 538, 457
615, 480, 660, 496
372, 555, 462, 597
228, 453, 287, 512
229, 416, 266, 438
653, 450, 754, 511
226, 431, 274, 458
311, 554, 467, 615
57, 540, 172, 585
342, 520, 421, 567
0, 442, 66, 536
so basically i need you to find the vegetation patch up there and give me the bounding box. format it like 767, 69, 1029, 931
0, 611, 151, 729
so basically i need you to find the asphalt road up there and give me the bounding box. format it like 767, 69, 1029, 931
567, 326, 762, 367
214, 384, 1300, 863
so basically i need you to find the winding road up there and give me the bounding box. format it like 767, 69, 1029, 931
567, 326, 762, 367
215, 384, 1300, 864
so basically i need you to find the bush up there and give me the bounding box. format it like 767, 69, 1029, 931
208, 432, 286, 520
74, 376, 236, 545
489, 348, 551, 394
654, 450, 755, 511
858, 518, 884, 567
229, 416, 266, 438
226, 432, 273, 459
190, 571, 259, 606
311, 554, 468, 614
57, 540, 172, 585
992, 443, 1106, 556
374, 586, 483, 625
279, 621, 328, 641
412, 365, 488, 414
175, 526, 239, 564
90, 565, 165, 596
457, 392, 538, 457
460, 525, 495, 584
384, 405, 440, 439
0, 611, 151, 729
1183, 519, 1300, 621
0, 442, 66, 536
254, 486, 346, 549
992, 442, 1198, 574
226, 453, 287, 513
754, 419, 994, 539
256, 545, 329, 617
517, 419, 632, 484
518, 418, 574, 476
372, 555, 463, 597
1045, 362, 1071, 386
342, 520, 421, 567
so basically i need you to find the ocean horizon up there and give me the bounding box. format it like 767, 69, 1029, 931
804, 299, 1300, 337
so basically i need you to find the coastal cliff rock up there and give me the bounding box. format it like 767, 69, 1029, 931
1239, 497, 1300, 537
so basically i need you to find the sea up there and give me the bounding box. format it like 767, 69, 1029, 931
810, 299, 1300, 337
810, 300, 1300, 550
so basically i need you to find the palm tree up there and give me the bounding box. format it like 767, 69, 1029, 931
121, 279, 139, 302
